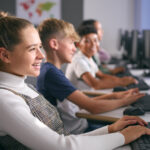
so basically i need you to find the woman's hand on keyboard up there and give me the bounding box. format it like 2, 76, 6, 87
108, 115, 147, 133
120, 125, 150, 144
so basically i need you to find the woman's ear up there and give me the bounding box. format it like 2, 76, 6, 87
49, 38, 59, 50
0, 47, 11, 63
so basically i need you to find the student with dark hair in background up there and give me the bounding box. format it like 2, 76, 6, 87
80, 19, 125, 75
66, 25, 137, 91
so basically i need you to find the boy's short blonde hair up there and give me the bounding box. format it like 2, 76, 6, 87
38, 18, 79, 52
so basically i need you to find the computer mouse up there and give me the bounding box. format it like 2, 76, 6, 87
113, 86, 127, 92
123, 107, 145, 116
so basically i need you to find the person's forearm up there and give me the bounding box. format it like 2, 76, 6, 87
93, 79, 123, 90
75, 132, 125, 150
81, 126, 109, 136
97, 73, 116, 79
86, 98, 125, 114
95, 93, 116, 99
69, 90, 125, 114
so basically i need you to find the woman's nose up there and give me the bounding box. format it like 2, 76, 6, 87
73, 44, 77, 52
37, 49, 45, 59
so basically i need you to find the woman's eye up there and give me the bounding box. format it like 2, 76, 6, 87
39, 45, 43, 49
29, 48, 36, 51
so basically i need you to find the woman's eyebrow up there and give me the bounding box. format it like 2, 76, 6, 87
25, 44, 40, 49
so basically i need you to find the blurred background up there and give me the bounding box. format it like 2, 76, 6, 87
0, 0, 150, 59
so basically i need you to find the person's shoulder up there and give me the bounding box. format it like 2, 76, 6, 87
0, 88, 14, 97
40, 62, 57, 76
0, 89, 26, 108
41, 62, 53, 70
46, 64, 62, 75
74, 51, 84, 58
45, 65, 65, 81
73, 51, 87, 64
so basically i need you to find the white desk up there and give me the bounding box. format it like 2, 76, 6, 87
130, 69, 148, 77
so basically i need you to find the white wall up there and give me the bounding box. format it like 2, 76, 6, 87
83, 0, 135, 57
141, 0, 150, 30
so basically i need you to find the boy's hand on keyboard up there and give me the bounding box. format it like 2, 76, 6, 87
122, 91, 145, 106
108, 116, 147, 133
113, 88, 139, 99
120, 76, 138, 86
127, 88, 139, 93
111, 66, 125, 75
120, 125, 150, 144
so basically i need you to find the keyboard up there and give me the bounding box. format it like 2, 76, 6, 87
130, 122, 150, 150
127, 78, 150, 90
113, 78, 149, 92
131, 94, 150, 111
116, 69, 132, 77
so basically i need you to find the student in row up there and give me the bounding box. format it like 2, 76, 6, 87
66, 25, 136, 90
79, 19, 125, 75
37, 18, 144, 134
0, 15, 149, 150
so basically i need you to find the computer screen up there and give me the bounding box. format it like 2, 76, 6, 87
130, 30, 139, 61
130, 30, 145, 68
143, 30, 150, 60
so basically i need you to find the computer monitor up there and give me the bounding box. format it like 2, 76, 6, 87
124, 30, 132, 56
119, 30, 132, 61
119, 29, 144, 67
143, 30, 150, 60
142, 30, 150, 75
130, 30, 139, 62
122, 30, 141, 63
129, 30, 145, 68
117, 29, 124, 50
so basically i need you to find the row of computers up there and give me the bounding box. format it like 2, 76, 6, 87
118, 29, 150, 69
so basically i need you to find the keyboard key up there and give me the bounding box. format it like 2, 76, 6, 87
130, 122, 150, 150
